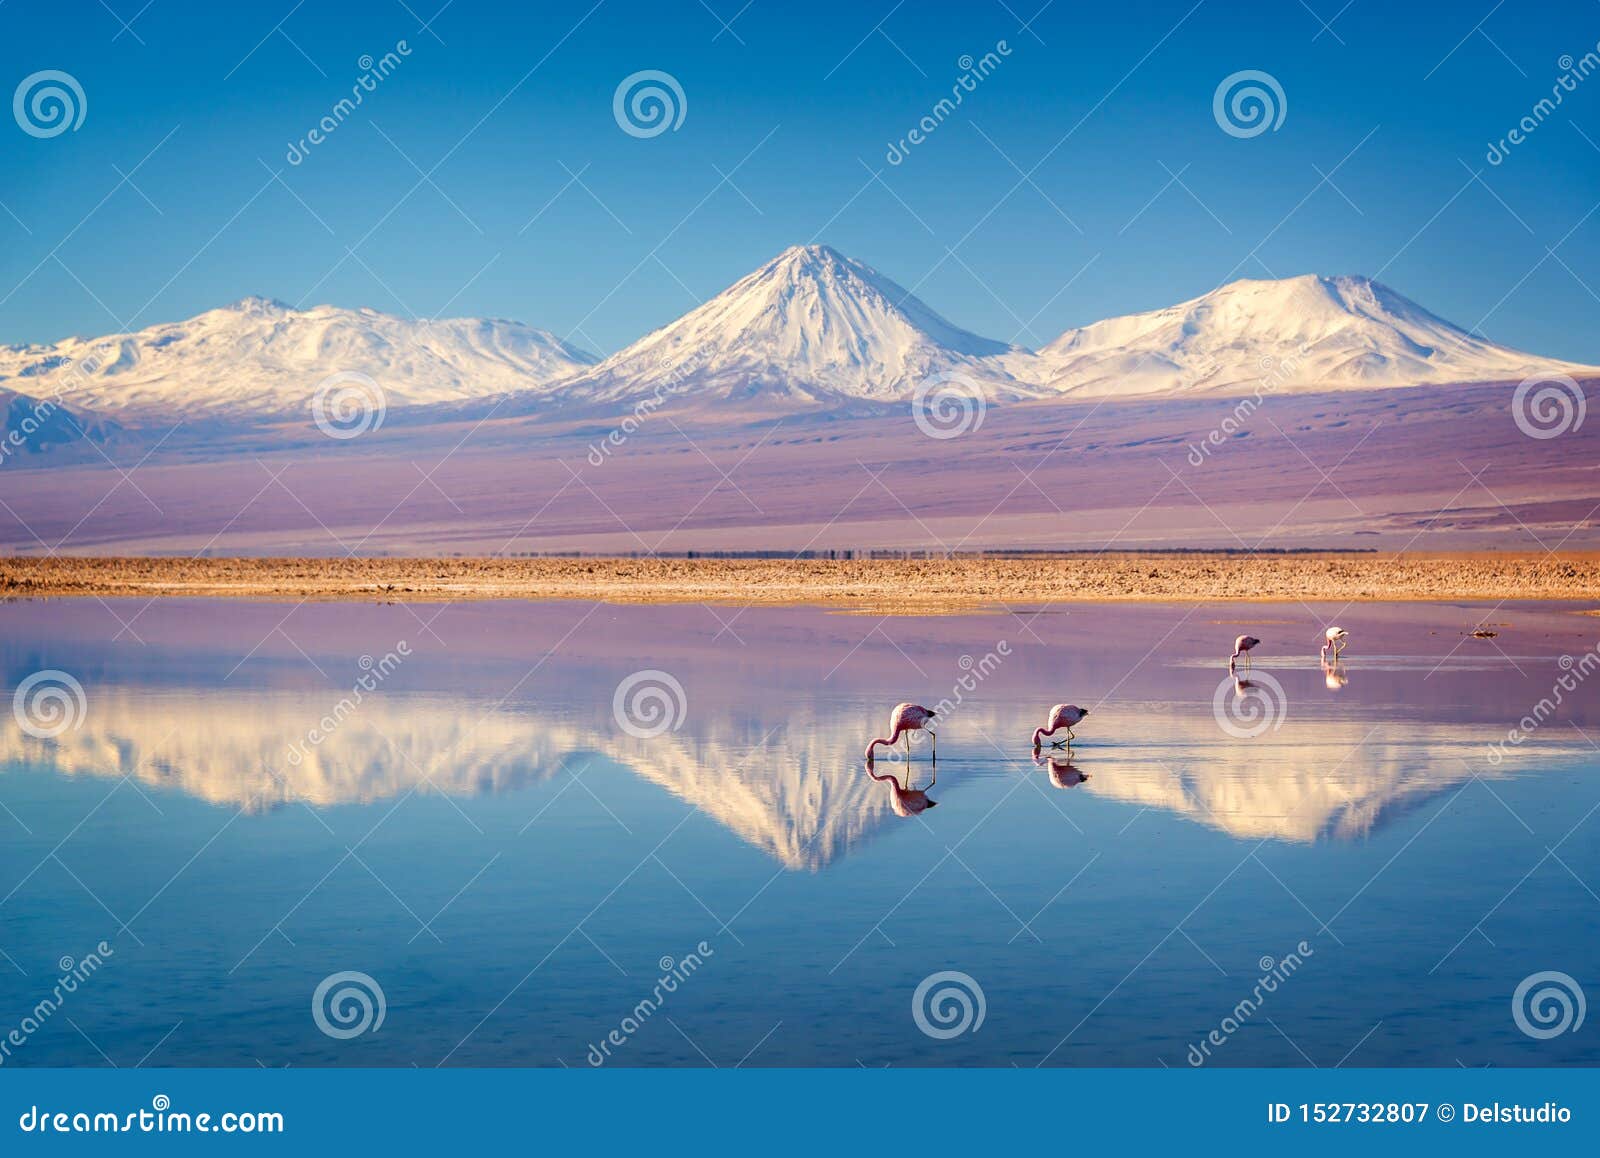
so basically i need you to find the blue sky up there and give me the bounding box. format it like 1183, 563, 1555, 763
2, 0, 1598, 360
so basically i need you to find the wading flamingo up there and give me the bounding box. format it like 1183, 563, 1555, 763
1230, 635, 1261, 670
864, 702, 936, 762
866, 760, 938, 816
1320, 626, 1349, 659
1032, 704, 1089, 750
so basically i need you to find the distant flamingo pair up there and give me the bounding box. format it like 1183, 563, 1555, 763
1228, 626, 1350, 669
862, 701, 1090, 763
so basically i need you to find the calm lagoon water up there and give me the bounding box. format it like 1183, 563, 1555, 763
0, 597, 1595, 1067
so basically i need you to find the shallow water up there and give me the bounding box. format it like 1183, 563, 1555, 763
0, 597, 1595, 1067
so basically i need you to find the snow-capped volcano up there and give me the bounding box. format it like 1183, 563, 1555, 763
5, 257, 1594, 437
0, 297, 597, 426
1033, 274, 1593, 397
562, 244, 1031, 405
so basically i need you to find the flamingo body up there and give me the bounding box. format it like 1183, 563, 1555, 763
1321, 626, 1349, 658
1032, 703, 1089, 749
1230, 635, 1261, 669
864, 702, 937, 762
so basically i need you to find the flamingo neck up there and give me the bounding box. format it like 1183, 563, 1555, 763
864, 729, 902, 759
1032, 726, 1049, 747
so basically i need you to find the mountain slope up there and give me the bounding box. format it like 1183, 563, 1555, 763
1033, 274, 1594, 397
560, 244, 1032, 405
0, 297, 598, 426
1, 387, 121, 461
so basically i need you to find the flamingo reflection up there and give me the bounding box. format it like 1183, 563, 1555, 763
1322, 657, 1349, 690
866, 759, 938, 816
1033, 753, 1091, 789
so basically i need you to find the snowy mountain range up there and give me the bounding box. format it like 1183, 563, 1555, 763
2, 245, 1592, 430
0, 296, 596, 425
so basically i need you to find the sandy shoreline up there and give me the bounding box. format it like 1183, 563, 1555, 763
3, 553, 1599, 610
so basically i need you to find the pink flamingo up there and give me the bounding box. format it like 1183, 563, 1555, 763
864, 702, 936, 763
1032, 704, 1089, 750
1229, 634, 1261, 670
866, 761, 938, 816
1320, 626, 1349, 659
